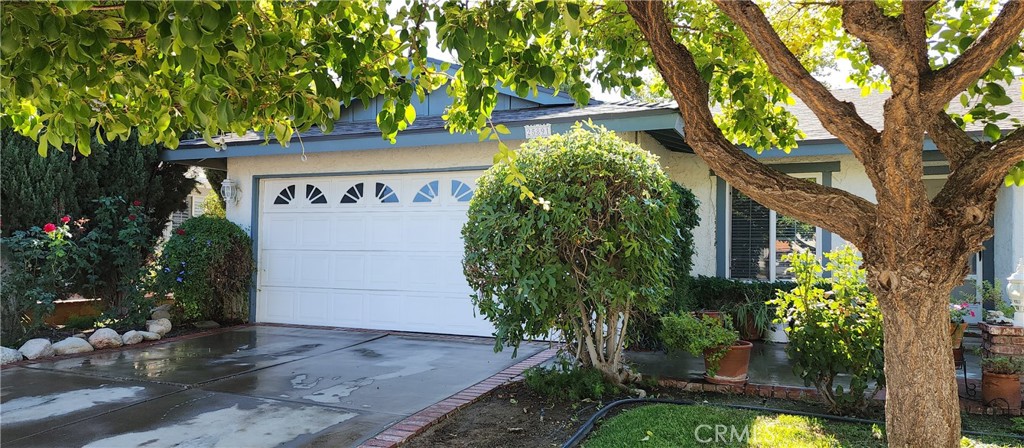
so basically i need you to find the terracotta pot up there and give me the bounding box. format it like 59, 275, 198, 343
738, 315, 761, 341
695, 310, 724, 323
949, 322, 968, 349
703, 340, 753, 385
982, 371, 1022, 410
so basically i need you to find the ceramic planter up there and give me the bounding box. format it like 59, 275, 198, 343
949, 322, 968, 349
703, 340, 753, 385
982, 370, 1022, 410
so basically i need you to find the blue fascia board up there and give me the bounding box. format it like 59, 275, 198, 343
162, 110, 680, 161
742, 139, 941, 159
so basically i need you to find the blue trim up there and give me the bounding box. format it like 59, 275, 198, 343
710, 161, 840, 177
164, 112, 680, 161
743, 139, 941, 159
247, 166, 489, 324
821, 171, 834, 274
248, 175, 260, 321
716, 176, 728, 278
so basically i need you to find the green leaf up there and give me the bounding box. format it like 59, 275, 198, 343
539, 66, 555, 86
983, 123, 1001, 141
404, 104, 416, 123
13, 8, 40, 31
37, 134, 48, 157
157, 114, 171, 132
494, 124, 510, 135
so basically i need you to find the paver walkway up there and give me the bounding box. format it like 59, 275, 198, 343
1, 325, 545, 447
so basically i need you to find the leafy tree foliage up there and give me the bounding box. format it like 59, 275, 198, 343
463, 124, 679, 384
1, 128, 196, 238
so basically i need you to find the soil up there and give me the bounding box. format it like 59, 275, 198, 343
404, 382, 620, 448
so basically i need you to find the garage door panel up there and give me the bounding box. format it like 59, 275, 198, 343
258, 172, 492, 336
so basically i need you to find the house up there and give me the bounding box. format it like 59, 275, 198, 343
161, 66, 1023, 335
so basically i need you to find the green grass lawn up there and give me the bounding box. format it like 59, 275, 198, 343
583, 404, 1022, 448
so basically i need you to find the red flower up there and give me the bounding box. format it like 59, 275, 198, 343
43, 223, 57, 233
128, 214, 137, 221
60, 215, 71, 224
132, 200, 142, 207
176, 228, 186, 236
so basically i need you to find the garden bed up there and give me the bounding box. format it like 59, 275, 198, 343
404, 381, 1023, 447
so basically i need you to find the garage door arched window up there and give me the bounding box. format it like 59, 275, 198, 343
340, 183, 364, 204
274, 185, 297, 205
414, 180, 440, 203
375, 182, 399, 203
305, 185, 327, 204
451, 180, 474, 202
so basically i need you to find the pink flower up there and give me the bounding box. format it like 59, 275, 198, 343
43, 223, 56, 233
60, 215, 71, 224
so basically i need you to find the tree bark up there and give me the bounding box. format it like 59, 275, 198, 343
868, 258, 963, 448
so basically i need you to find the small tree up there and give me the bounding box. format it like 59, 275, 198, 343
463, 124, 679, 384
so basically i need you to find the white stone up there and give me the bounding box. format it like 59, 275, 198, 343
1, 346, 24, 364
52, 337, 94, 355
136, 331, 161, 341
121, 331, 144, 345
146, 318, 172, 336
88, 328, 123, 349
150, 310, 171, 320
18, 339, 53, 360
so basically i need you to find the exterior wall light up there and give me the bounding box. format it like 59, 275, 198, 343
220, 178, 240, 205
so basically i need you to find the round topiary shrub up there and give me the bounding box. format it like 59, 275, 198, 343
463, 123, 680, 383
155, 216, 254, 323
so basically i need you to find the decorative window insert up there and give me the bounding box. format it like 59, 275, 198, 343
306, 185, 327, 204
375, 182, 399, 203
340, 183, 364, 204
274, 185, 296, 205
451, 180, 474, 202
414, 180, 440, 203
727, 176, 821, 281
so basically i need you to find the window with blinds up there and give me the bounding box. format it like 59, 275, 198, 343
729, 178, 819, 281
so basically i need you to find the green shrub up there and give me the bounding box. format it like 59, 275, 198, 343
981, 356, 1024, 374
627, 182, 700, 350
771, 246, 884, 415
77, 197, 154, 306
660, 312, 739, 376
63, 314, 97, 331
523, 364, 612, 401
463, 123, 679, 383
154, 216, 254, 322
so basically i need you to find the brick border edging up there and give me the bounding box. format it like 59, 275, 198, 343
356, 347, 559, 448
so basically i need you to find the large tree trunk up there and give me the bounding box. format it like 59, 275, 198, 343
869, 261, 962, 447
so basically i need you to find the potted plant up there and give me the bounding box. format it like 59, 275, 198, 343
949, 300, 975, 349
660, 312, 753, 385
730, 294, 772, 341
981, 356, 1024, 410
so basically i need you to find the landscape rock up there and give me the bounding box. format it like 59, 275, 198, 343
122, 331, 144, 345
52, 337, 95, 355
88, 328, 123, 349
150, 310, 172, 320
137, 331, 162, 341
72, 333, 87, 339
1, 346, 24, 364
194, 320, 221, 330
151, 303, 171, 313
147, 318, 172, 336
18, 339, 54, 360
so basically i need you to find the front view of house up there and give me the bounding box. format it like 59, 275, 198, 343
163, 72, 1024, 337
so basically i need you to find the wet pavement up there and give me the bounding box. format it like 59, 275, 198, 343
1, 326, 542, 447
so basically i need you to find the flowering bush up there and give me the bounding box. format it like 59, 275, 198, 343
949, 301, 976, 323
0, 218, 85, 344
154, 216, 253, 322
77, 197, 153, 307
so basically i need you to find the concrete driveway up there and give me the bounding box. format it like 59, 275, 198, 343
1, 326, 543, 447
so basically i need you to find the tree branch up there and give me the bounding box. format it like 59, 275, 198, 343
625, 0, 877, 247
712, 0, 882, 163
838, 0, 909, 71
901, 1, 930, 73
922, 0, 1024, 111
925, 111, 981, 170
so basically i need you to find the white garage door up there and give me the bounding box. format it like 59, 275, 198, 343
256, 171, 494, 336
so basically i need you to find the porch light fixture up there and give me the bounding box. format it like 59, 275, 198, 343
220, 178, 240, 205
1008, 259, 1024, 327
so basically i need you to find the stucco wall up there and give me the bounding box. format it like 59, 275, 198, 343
994, 185, 1024, 285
